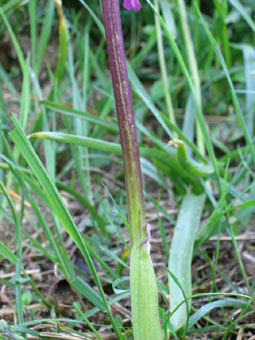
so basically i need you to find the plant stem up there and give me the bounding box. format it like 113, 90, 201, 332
177, 0, 205, 156
101, 0, 145, 246
154, 0, 177, 133
102, 1, 162, 339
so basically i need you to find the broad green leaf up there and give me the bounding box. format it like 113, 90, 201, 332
169, 193, 205, 332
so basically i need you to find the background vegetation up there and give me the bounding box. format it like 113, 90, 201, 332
0, 0, 254, 339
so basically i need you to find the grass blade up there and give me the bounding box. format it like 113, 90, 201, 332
9, 116, 123, 340
229, 0, 255, 32
188, 298, 249, 329
41, 100, 119, 132
146, 0, 221, 189
0, 181, 25, 335
0, 241, 16, 265
196, 4, 255, 160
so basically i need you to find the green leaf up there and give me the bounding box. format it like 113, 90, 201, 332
0, 241, 16, 264
196, 4, 255, 161
168, 193, 205, 332
188, 298, 248, 329
146, 0, 221, 189
169, 139, 214, 178
29, 131, 122, 154
229, 0, 255, 32
41, 100, 119, 133
130, 246, 163, 340
9, 116, 122, 340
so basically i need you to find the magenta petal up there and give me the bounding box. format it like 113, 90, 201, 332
123, 0, 141, 11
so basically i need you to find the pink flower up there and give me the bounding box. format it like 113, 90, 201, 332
123, 0, 141, 11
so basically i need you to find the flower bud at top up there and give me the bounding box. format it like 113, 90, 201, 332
123, 0, 141, 11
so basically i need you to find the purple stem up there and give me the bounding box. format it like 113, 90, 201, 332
102, 0, 145, 245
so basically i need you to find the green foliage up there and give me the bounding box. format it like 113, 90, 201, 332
168, 193, 206, 333
0, 0, 254, 339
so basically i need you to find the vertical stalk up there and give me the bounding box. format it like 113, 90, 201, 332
102, 1, 162, 339
154, 0, 177, 133
0, 182, 26, 339
177, 0, 205, 156
102, 0, 145, 246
